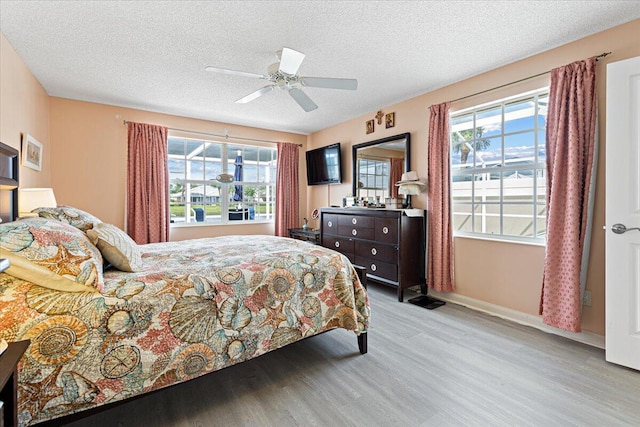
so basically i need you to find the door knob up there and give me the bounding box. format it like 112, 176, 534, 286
611, 223, 640, 234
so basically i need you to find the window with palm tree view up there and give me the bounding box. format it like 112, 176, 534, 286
168, 136, 277, 225
450, 89, 548, 242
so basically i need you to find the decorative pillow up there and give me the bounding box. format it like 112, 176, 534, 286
86, 223, 142, 272
33, 205, 102, 232
0, 217, 104, 292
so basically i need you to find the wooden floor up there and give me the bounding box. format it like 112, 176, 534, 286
65, 284, 640, 427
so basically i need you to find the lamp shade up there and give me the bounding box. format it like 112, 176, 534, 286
18, 188, 57, 215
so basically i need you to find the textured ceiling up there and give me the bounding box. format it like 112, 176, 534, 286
1, 1, 639, 135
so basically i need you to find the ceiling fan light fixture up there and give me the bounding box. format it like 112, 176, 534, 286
278, 47, 306, 75
206, 46, 356, 112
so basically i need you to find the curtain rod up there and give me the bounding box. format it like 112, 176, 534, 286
122, 120, 302, 147
450, 51, 611, 104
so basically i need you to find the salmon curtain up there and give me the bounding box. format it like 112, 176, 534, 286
427, 102, 455, 292
126, 122, 169, 244
275, 142, 299, 237
388, 158, 404, 198
540, 58, 598, 332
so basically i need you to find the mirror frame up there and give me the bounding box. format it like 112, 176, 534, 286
351, 132, 411, 200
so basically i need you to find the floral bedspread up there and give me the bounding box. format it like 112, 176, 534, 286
0, 235, 369, 426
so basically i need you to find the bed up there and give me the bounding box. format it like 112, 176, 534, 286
0, 144, 369, 426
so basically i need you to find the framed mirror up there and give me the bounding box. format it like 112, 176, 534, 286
352, 133, 410, 204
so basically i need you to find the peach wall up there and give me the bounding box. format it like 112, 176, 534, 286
308, 19, 640, 336
0, 32, 50, 188
49, 98, 307, 241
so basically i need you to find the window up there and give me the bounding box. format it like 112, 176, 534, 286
450, 89, 548, 242
356, 158, 390, 201
168, 136, 277, 225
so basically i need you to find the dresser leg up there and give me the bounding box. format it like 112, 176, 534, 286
397, 287, 403, 302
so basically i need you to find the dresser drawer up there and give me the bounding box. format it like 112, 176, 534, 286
337, 225, 374, 240
322, 235, 355, 256
322, 214, 339, 234
375, 218, 399, 243
355, 241, 398, 263
355, 256, 398, 283
337, 214, 374, 228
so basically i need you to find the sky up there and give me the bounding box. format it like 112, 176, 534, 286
450, 94, 547, 168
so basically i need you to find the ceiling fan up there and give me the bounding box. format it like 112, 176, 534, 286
205, 47, 358, 112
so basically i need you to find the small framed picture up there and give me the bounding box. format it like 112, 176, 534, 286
385, 112, 395, 129
366, 119, 375, 134
22, 134, 43, 171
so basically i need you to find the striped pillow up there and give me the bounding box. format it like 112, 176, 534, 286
86, 223, 142, 272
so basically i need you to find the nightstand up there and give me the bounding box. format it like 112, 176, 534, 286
288, 228, 320, 245
0, 340, 29, 427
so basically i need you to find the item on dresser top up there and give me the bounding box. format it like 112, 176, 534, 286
396, 171, 425, 209
344, 196, 356, 207
394, 170, 426, 186
385, 198, 403, 209
404, 208, 424, 217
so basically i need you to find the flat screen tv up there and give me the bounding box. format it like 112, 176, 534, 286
306, 143, 342, 185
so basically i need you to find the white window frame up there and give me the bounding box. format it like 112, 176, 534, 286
168, 136, 277, 227
450, 89, 548, 244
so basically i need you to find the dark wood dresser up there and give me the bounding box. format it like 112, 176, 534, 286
320, 207, 425, 301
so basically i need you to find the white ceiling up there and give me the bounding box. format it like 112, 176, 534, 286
1, 1, 639, 135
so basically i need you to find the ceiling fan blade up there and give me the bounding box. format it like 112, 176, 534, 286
300, 77, 358, 90
205, 66, 267, 79
279, 47, 305, 75
288, 88, 318, 112
235, 86, 274, 103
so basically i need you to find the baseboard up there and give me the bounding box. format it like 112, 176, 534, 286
425, 289, 605, 349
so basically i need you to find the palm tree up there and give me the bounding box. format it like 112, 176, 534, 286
452, 127, 492, 164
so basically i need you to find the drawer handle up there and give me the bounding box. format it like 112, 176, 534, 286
352, 218, 357, 225
335, 241, 340, 248
371, 248, 377, 256
352, 229, 358, 236
382, 226, 389, 234
327, 221, 333, 227
370, 263, 377, 272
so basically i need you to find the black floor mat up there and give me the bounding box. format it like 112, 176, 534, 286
408, 295, 446, 310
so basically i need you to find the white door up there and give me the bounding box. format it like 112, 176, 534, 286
606, 56, 640, 370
